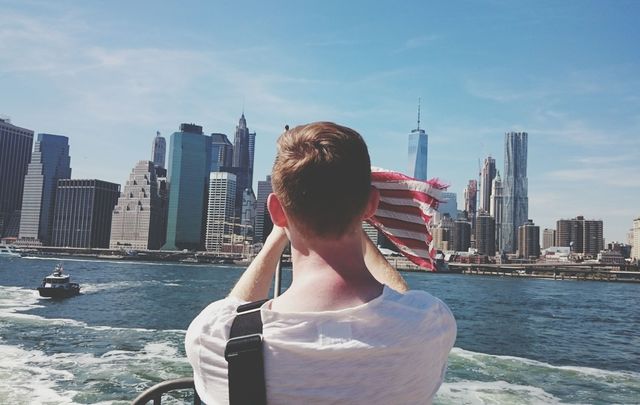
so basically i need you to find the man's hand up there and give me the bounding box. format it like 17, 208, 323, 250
228, 226, 290, 301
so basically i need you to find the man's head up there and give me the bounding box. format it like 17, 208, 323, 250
270, 122, 373, 238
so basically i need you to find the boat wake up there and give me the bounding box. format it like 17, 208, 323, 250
0, 285, 638, 404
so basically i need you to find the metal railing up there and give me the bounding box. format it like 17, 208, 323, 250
132, 377, 201, 405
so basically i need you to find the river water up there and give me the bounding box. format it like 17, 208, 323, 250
0, 256, 638, 404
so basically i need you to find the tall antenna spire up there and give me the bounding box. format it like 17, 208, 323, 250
417, 97, 421, 131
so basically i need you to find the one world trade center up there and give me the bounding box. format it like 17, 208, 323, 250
408, 100, 428, 181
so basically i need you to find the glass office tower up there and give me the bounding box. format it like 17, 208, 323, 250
162, 124, 211, 251
18, 134, 71, 245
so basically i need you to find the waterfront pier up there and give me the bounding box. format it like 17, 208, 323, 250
450, 263, 640, 282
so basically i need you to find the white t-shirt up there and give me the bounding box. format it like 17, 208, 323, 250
185, 286, 456, 405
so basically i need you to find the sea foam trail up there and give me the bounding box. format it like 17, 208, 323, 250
439, 347, 640, 404
436, 380, 562, 405
0, 341, 190, 405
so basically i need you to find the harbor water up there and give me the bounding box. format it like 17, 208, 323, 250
1, 256, 639, 404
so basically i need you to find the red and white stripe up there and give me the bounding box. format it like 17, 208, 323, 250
367, 167, 448, 271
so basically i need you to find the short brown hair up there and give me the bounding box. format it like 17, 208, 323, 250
271, 122, 371, 238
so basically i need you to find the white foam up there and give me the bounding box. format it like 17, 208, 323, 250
450, 347, 640, 381
436, 380, 562, 404
0, 344, 78, 404
0, 340, 190, 404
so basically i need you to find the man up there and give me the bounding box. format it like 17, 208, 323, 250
185, 122, 456, 404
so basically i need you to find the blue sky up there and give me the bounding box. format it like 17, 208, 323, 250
1, 0, 639, 243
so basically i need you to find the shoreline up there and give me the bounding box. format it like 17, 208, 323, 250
8, 247, 640, 283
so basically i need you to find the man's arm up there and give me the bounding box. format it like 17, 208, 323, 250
229, 226, 289, 301
361, 228, 409, 293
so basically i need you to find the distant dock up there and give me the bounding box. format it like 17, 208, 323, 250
449, 263, 640, 283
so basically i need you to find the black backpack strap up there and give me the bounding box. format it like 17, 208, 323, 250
224, 299, 268, 405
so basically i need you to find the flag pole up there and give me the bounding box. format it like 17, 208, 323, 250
274, 252, 283, 297
273, 124, 290, 299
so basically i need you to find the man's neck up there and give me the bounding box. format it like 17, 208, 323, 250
271, 229, 383, 313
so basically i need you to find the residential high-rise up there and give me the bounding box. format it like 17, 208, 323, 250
0, 118, 34, 237
51, 179, 120, 248
18, 134, 71, 246
501, 132, 528, 253
109, 161, 163, 250
152, 131, 166, 169
479, 156, 496, 213
518, 219, 540, 259
490, 172, 504, 252
408, 101, 428, 181
205, 172, 236, 253
556, 216, 604, 257
162, 123, 211, 251
475, 213, 496, 256
542, 228, 556, 249
452, 220, 471, 252
209, 133, 234, 172
632, 218, 640, 261
255, 175, 273, 244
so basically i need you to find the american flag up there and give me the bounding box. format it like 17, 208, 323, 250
367, 167, 448, 271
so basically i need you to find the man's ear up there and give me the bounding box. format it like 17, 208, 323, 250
267, 193, 288, 227
361, 186, 380, 220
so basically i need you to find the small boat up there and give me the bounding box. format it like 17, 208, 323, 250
37, 264, 80, 298
0, 244, 20, 257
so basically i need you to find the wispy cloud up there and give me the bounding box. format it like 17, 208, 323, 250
397, 34, 440, 52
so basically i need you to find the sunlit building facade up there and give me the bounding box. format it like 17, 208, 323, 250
110, 161, 163, 250
18, 134, 71, 246
205, 172, 236, 253
501, 132, 528, 253
162, 124, 211, 251
0, 118, 34, 238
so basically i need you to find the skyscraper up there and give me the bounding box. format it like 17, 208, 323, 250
408, 101, 428, 181
209, 133, 233, 172
0, 118, 34, 237
205, 172, 236, 253
230, 114, 256, 217
437, 192, 458, 220
110, 161, 164, 250
18, 134, 71, 245
632, 217, 640, 261
475, 213, 496, 256
152, 131, 166, 169
501, 132, 528, 253
255, 175, 273, 244
452, 220, 471, 252
556, 216, 604, 257
518, 219, 540, 259
162, 123, 211, 251
479, 156, 496, 213
51, 179, 120, 248
490, 171, 503, 252
463, 180, 477, 221
542, 228, 556, 249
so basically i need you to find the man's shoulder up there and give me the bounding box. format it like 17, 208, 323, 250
385, 287, 453, 314
188, 296, 247, 331
380, 287, 457, 339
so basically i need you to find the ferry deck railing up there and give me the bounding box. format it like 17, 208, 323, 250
132, 377, 201, 405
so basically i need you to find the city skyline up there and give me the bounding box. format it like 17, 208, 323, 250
1, 1, 639, 243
